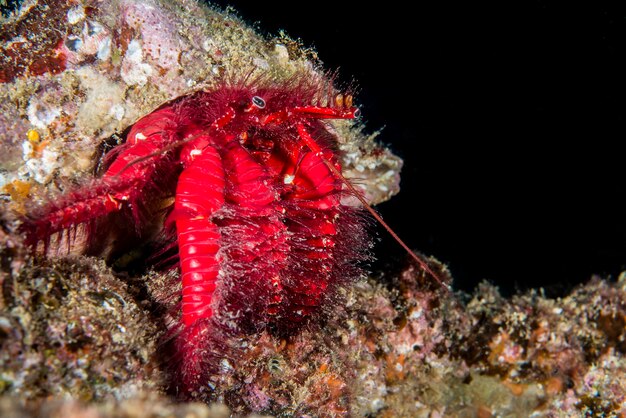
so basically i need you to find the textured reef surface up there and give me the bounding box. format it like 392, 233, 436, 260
2, 1, 625, 417
1, 0, 401, 214
2, 243, 626, 416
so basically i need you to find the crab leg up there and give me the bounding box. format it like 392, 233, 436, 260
172, 135, 225, 326
296, 122, 450, 290
281, 175, 340, 321
261, 104, 358, 126
173, 133, 291, 394
218, 137, 290, 323
259, 125, 342, 326
23, 108, 179, 246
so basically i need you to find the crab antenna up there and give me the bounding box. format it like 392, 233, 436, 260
323, 158, 450, 291
295, 123, 450, 291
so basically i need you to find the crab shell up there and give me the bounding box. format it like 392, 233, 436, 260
0, 0, 402, 211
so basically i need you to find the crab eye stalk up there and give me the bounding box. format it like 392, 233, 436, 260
344, 94, 353, 108
334, 93, 344, 108
251, 96, 266, 109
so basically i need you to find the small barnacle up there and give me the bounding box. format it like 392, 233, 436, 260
220, 359, 234, 373
87, 290, 127, 310
27, 100, 61, 130
267, 356, 285, 375
67, 6, 86, 25
65, 35, 83, 52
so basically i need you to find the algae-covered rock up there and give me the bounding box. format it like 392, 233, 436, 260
2, 1, 626, 417
0, 256, 159, 401
0, 392, 233, 418
0, 0, 401, 209
2, 246, 626, 416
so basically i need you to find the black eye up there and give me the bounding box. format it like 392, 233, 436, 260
251, 96, 266, 109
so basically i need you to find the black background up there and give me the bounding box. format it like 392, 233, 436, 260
210, 1, 625, 295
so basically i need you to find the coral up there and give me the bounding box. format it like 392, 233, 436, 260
0, 255, 159, 401
458, 274, 626, 417
343, 268, 626, 417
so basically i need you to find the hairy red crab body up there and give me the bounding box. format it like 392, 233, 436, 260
22, 78, 373, 397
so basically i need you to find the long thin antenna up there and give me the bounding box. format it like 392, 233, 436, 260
295, 123, 450, 291
323, 158, 450, 291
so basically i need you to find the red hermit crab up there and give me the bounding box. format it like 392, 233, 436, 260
22, 77, 446, 400
21, 74, 443, 398
20, 75, 383, 396
2, 0, 447, 408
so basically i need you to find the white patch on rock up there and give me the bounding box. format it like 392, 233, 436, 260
274, 44, 289, 65
253, 57, 270, 70
27, 101, 61, 130
75, 67, 132, 135
202, 37, 221, 54
85, 20, 104, 36
22, 147, 61, 184
120, 40, 154, 87
67, 6, 86, 24
220, 358, 233, 372
109, 104, 125, 121
97, 36, 112, 61
21, 141, 34, 160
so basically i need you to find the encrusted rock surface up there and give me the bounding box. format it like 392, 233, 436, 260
0, 255, 158, 401
2, 231, 626, 417
0, 0, 401, 210
0, 392, 235, 418
2, 1, 625, 417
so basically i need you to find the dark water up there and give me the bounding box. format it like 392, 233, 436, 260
1, 0, 22, 17
212, 0, 626, 295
